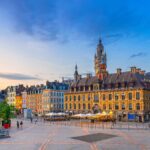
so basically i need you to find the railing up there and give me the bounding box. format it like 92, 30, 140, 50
43, 120, 150, 130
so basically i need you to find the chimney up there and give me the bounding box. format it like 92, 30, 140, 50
117, 68, 122, 75
131, 66, 136, 73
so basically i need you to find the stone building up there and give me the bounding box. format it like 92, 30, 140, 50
7, 84, 25, 106
42, 81, 69, 114
64, 39, 150, 122
26, 85, 44, 115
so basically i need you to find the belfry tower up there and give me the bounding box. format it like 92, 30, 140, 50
94, 39, 108, 80
74, 64, 79, 81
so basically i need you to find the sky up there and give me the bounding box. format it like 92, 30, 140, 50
0, 0, 150, 89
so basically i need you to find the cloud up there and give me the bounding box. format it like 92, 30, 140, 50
1, 0, 149, 43
130, 52, 147, 58
0, 73, 41, 80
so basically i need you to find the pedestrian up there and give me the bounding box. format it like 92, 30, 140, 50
30, 117, 33, 123
17, 121, 19, 129
20, 121, 23, 129
35, 119, 38, 124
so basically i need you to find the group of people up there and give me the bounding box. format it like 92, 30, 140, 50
17, 121, 23, 129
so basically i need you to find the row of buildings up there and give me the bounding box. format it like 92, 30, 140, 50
3, 39, 150, 122
6, 81, 69, 114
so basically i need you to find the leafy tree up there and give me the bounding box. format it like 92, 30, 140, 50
0, 100, 15, 121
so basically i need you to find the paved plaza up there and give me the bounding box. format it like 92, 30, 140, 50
0, 119, 150, 150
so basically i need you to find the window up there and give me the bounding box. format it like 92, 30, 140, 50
88, 95, 90, 101
103, 94, 106, 101
74, 96, 76, 101
129, 103, 132, 110
94, 94, 99, 102
122, 94, 125, 100
88, 104, 90, 109
109, 104, 112, 110
122, 103, 125, 110
74, 104, 76, 110
128, 93, 132, 100
83, 103, 86, 110
136, 92, 140, 100
78, 104, 80, 110
78, 95, 80, 101
115, 94, 118, 100
109, 94, 112, 100
69, 104, 72, 109
70, 96, 72, 101
103, 104, 106, 110
65, 96, 68, 101
82, 95, 85, 101
136, 103, 140, 110
115, 104, 119, 110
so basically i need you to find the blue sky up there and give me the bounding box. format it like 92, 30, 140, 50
0, 0, 150, 89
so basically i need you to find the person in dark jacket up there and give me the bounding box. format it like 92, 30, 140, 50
20, 121, 23, 129
17, 121, 19, 129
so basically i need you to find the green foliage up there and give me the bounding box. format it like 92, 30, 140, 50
0, 100, 15, 120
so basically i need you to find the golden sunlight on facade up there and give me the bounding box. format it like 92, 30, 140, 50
64, 40, 150, 122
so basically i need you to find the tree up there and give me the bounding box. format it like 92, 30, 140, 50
0, 100, 15, 121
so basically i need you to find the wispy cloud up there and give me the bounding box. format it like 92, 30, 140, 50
130, 52, 147, 58
0, 0, 146, 42
0, 73, 41, 80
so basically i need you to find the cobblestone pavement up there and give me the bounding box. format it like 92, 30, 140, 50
0, 119, 150, 150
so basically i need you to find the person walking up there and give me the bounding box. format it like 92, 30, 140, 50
17, 121, 19, 129
20, 121, 23, 129
35, 119, 38, 124
30, 117, 33, 123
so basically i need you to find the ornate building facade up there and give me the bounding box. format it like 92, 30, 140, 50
42, 81, 69, 114
64, 39, 150, 122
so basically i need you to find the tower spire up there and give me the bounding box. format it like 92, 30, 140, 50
74, 64, 79, 81
94, 38, 108, 80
